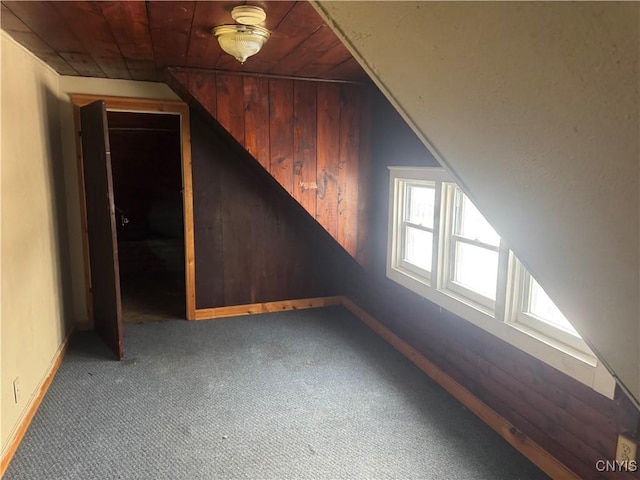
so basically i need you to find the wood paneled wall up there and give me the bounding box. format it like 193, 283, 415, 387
189, 109, 348, 309
346, 270, 640, 480
342, 91, 640, 480
167, 68, 371, 267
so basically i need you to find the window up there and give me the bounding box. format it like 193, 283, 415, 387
507, 261, 592, 359
441, 184, 503, 311
387, 167, 615, 397
398, 181, 436, 279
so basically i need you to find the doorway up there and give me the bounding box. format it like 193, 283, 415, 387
72, 95, 196, 357
108, 111, 184, 323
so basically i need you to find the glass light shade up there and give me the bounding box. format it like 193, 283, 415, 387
213, 25, 270, 64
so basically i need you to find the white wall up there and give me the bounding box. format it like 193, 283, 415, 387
0, 31, 182, 456
314, 1, 640, 401
1, 32, 71, 455
58, 76, 180, 326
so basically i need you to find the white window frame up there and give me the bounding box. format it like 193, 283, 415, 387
387, 167, 615, 399
396, 180, 436, 282
505, 258, 594, 360
439, 183, 507, 314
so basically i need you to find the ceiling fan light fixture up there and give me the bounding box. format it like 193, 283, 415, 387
212, 5, 270, 64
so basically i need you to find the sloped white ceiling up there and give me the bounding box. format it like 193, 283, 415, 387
314, 1, 640, 402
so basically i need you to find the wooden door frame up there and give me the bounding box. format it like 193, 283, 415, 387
71, 94, 196, 322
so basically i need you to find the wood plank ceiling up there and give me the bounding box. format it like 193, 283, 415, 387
1, 1, 369, 83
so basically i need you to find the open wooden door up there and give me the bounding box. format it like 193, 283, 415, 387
80, 100, 124, 359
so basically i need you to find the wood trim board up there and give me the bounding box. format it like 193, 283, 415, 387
72, 103, 95, 326
70, 94, 196, 321
0, 331, 73, 477
194, 296, 344, 320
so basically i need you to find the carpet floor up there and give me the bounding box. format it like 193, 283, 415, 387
5, 306, 548, 479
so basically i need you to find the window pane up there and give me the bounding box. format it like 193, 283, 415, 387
455, 189, 500, 246
406, 185, 435, 229
528, 279, 579, 335
453, 242, 498, 299
404, 227, 433, 272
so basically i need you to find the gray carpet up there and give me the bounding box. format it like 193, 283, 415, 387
5, 306, 548, 479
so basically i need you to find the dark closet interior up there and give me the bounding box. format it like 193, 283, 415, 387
108, 111, 185, 322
